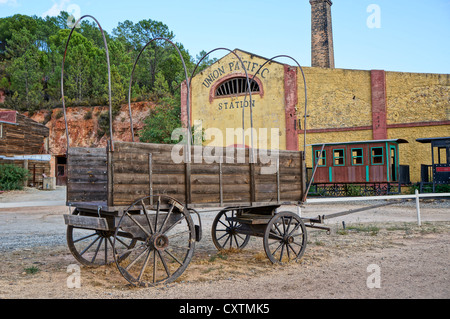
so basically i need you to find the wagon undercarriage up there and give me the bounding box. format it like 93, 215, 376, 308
64, 197, 311, 287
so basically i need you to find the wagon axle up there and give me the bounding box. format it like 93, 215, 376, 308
148, 233, 169, 251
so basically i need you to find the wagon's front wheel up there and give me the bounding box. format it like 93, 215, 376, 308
263, 211, 307, 264
113, 195, 196, 287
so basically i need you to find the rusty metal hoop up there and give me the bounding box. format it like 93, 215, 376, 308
61, 15, 114, 152
127, 37, 191, 161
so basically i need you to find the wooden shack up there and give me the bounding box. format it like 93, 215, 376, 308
0, 110, 49, 156
0, 110, 51, 188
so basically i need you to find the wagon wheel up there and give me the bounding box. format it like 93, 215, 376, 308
211, 208, 250, 251
66, 209, 137, 267
113, 195, 196, 287
263, 211, 307, 264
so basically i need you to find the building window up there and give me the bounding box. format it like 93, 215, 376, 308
333, 149, 345, 166
215, 77, 260, 97
351, 148, 364, 166
371, 147, 384, 165
314, 150, 326, 167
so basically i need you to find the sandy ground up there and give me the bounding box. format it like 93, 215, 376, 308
0, 187, 449, 301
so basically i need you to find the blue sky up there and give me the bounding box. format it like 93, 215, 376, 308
1, 0, 449, 74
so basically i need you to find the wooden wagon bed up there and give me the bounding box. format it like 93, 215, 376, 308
66, 141, 306, 212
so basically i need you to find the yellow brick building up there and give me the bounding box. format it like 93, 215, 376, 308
182, 49, 450, 184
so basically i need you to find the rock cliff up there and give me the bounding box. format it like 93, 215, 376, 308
28, 102, 155, 155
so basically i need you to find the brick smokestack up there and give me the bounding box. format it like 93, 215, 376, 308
310, 0, 335, 68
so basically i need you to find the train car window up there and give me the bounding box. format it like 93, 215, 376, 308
333, 149, 345, 166
351, 148, 364, 165
371, 147, 384, 165
314, 150, 326, 167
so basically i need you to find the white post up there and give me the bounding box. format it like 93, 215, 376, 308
415, 189, 421, 227
297, 205, 302, 217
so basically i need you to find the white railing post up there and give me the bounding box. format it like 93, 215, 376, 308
415, 189, 421, 227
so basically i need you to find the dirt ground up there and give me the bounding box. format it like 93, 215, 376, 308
0, 187, 449, 300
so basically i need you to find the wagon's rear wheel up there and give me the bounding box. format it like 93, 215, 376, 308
211, 208, 250, 251
113, 195, 195, 287
263, 211, 307, 264
66, 209, 137, 267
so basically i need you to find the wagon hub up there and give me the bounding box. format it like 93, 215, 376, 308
149, 233, 169, 251
284, 235, 295, 244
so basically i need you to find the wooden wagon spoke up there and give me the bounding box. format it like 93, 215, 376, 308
233, 234, 242, 247
155, 196, 161, 231
126, 212, 151, 237
140, 200, 154, 235
73, 232, 96, 244
290, 241, 305, 249
116, 243, 145, 258
104, 237, 108, 264
164, 249, 184, 266
80, 235, 101, 256
279, 243, 285, 262
152, 250, 157, 284
222, 234, 232, 248
268, 230, 283, 241
216, 232, 230, 243
124, 246, 150, 272
287, 222, 302, 237
157, 250, 171, 278
137, 248, 153, 282
218, 219, 229, 229
167, 230, 191, 239
270, 241, 283, 256
287, 243, 300, 257
113, 235, 130, 248
163, 215, 186, 235
91, 237, 103, 263
285, 216, 293, 234
159, 203, 175, 233
273, 223, 284, 237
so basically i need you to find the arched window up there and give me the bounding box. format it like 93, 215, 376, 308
215, 77, 260, 97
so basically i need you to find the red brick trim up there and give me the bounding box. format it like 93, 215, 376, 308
284, 65, 299, 151
387, 120, 450, 129
371, 70, 387, 140
297, 126, 371, 134
297, 121, 450, 134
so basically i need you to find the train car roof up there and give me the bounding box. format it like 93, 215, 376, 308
416, 137, 450, 144
308, 139, 409, 147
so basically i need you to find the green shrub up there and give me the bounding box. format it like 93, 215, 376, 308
0, 164, 30, 190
